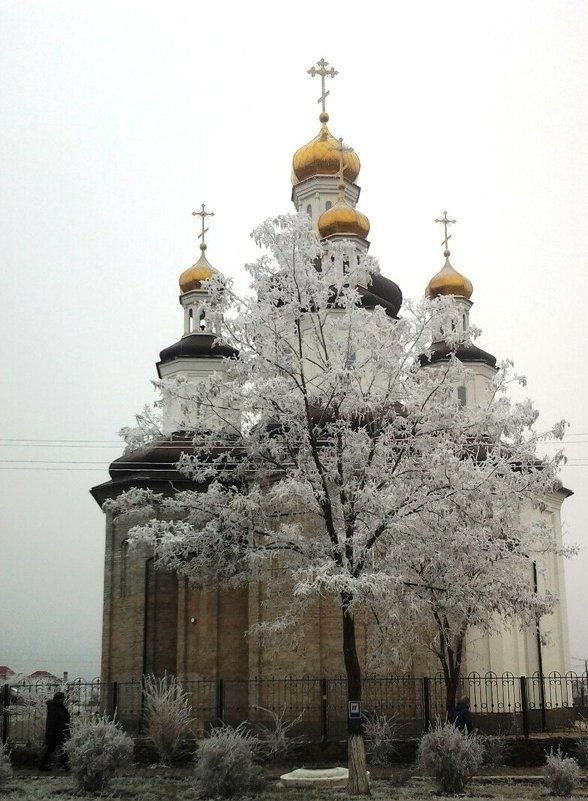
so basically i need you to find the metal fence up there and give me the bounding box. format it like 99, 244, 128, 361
2, 671, 587, 745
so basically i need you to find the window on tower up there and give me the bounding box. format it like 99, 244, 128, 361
457, 386, 467, 407
120, 539, 130, 597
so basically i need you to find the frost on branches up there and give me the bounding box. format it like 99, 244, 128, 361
105, 215, 566, 794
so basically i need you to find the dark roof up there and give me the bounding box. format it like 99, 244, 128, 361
90, 436, 198, 505
90, 433, 244, 506
358, 272, 403, 318
419, 341, 497, 369
157, 333, 238, 375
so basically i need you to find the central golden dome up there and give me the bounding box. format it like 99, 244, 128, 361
318, 195, 370, 240
426, 255, 473, 299
179, 244, 216, 293
292, 112, 360, 184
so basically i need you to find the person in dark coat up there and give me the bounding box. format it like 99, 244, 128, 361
39, 691, 70, 771
453, 696, 473, 733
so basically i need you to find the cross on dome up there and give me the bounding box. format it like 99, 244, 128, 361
192, 204, 215, 251
331, 137, 354, 200
308, 58, 338, 115
427, 210, 473, 300
435, 210, 456, 256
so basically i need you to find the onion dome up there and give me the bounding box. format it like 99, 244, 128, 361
358, 272, 403, 318
426, 252, 473, 299
179, 244, 216, 293
292, 112, 361, 184
318, 197, 370, 240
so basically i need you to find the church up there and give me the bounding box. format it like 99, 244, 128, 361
91, 61, 571, 699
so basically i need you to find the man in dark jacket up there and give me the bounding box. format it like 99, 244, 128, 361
39, 691, 70, 771
453, 696, 474, 733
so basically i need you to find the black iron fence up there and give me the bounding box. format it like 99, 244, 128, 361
2, 671, 587, 745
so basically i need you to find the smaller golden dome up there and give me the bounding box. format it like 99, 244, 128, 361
179, 244, 216, 293
292, 113, 360, 184
317, 198, 370, 240
426, 254, 473, 299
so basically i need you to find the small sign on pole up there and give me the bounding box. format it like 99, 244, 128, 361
348, 701, 361, 720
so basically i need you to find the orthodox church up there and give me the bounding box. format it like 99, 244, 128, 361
91, 62, 571, 692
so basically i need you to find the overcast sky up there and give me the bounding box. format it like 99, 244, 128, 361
1, 0, 587, 679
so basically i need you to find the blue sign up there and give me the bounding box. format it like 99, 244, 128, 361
348, 701, 361, 720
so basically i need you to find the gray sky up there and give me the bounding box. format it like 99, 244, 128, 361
1, 0, 587, 679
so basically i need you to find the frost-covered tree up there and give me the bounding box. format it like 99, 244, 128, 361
372, 466, 569, 714
106, 215, 564, 795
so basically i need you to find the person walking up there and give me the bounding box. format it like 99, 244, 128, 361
39, 691, 70, 771
453, 696, 474, 733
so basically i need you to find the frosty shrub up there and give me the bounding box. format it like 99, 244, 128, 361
543, 747, 580, 797
480, 735, 509, 767
0, 742, 12, 790
418, 719, 484, 795
573, 737, 588, 768
362, 711, 399, 766
143, 673, 193, 764
65, 716, 133, 793
194, 723, 261, 798
254, 705, 304, 763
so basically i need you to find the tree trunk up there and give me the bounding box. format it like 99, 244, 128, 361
445, 672, 460, 720
342, 592, 370, 795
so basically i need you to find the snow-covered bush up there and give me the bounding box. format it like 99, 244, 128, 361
573, 737, 588, 768
480, 735, 509, 767
254, 705, 303, 763
418, 719, 484, 795
543, 747, 579, 797
0, 742, 12, 790
143, 673, 193, 764
362, 711, 399, 766
194, 723, 260, 798
65, 716, 133, 793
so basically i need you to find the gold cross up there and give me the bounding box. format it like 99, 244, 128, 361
308, 58, 338, 113
435, 210, 456, 254
192, 204, 215, 247
330, 137, 354, 199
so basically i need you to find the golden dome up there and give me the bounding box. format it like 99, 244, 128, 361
426, 255, 473, 299
317, 198, 370, 240
292, 113, 360, 184
179, 244, 216, 293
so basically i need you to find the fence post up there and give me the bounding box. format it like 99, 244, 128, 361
539, 673, 547, 731
321, 678, 328, 742
216, 679, 224, 723
520, 676, 529, 738
422, 677, 431, 732
1, 684, 9, 744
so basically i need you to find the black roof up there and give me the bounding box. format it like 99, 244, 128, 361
358, 272, 403, 318
157, 333, 238, 374
419, 341, 497, 369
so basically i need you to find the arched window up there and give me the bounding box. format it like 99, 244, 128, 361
120, 539, 130, 597
325, 200, 332, 210
143, 557, 178, 676
457, 386, 467, 407
188, 308, 193, 333
306, 204, 312, 217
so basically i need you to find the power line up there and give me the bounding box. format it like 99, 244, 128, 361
1, 434, 588, 446
0, 438, 122, 444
